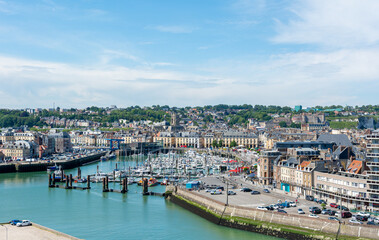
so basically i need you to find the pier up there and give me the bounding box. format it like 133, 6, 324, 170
0, 151, 107, 174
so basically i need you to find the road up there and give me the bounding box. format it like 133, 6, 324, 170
198, 175, 344, 222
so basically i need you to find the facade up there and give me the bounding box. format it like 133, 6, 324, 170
0, 140, 37, 160
258, 150, 281, 185
366, 130, 379, 208
313, 171, 373, 210
48, 131, 72, 153
203, 132, 258, 149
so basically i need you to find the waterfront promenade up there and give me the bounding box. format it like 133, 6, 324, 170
168, 181, 379, 239
0, 223, 80, 240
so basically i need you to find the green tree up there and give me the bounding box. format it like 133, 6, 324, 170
279, 121, 287, 128
230, 140, 237, 148
218, 140, 223, 147
212, 140, 218, 148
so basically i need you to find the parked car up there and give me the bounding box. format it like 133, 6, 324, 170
349, 219, 363, 225
328, 217, 340, 221
298, 209, 305, 214
266, 206, 274, 211
16, 220, 32, 227
367, 221, 377, 226
355, 215, 368, 221
240, 188, 252, 192
328, 210, 337, 216
210, 190, 222, 195
330, 203, 338, 208
341, 211, 352, 218
309, 214, 319, 218
318, 199, 326, 205
257, 206, 267, 211
311, 208, 321, 214
227, 191, 236, 195
337, 205, 349, 211
216, 186, 224, 191
309, 206, 320, 212
322, 209, 331, 215
205, 189, 212, 193
251, 191, 260, 195
9, 219, 22, 225
289, 202, 296, 207
357, 212, 371, 217
263, 189, 270, 193
305, 195, 314, 201
368, 217, 379, 223
277, 209, 287, 214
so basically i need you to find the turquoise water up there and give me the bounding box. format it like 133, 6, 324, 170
0, 157, 280, 240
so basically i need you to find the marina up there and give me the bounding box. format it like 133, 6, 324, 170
0, 154, 279, 240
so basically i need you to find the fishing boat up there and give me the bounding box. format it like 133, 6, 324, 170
47, 165, 58, 172
148, 178, 159, 187
100, 156, 107, 161
160, 179, 169, 185
76, 178, 87, 183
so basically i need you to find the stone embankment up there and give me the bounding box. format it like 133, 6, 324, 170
0, 151, 106, 173
166, 186, 379, 240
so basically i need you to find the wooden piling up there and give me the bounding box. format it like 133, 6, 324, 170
61, 170, 64, 181
143, 178, 148, 195
105, 176, 109, 191
121, 179, 126, 193
116, 163, 118, 169
69, 174, 73, 188
78, 167, 81, 179
125, 177, 128, 192
65, 176, 69, 189
52, 173, 56, 185
113, 170, 115, 180
102, 178, 106, 192
48, 174, 52, 187
87, 175, 91, 189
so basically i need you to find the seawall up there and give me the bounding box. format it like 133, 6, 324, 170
167, 186, 379, 240
0, 152, 106, 174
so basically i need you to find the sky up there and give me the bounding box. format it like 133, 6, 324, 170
0, 0, 378, 109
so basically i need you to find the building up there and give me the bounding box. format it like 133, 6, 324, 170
258, 150, 281, 185
0, 140, 37, 160
294, 105, 302, 112
275, 141, 335, 154
365, 130, 379, 208
313, 170, 372, 210
48, 131, 72, 153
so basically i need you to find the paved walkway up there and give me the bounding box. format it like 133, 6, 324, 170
0, 224, 80, 240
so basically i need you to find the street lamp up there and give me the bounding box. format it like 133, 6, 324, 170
0, 224, 8, 240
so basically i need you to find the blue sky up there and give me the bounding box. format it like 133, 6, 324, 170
0, 0, 378, 109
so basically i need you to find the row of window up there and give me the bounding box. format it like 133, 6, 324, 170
317, 176, 366, 188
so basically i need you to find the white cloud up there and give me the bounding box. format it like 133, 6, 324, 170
272, 0, 379, 47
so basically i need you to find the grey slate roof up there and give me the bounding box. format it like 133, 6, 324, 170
317, 134, 352, 147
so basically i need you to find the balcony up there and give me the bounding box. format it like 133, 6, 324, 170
367, 135, 379, 140
367, 161, 379, 166
366, 144, 379, 148
366, 153, 379, 158
368, 189, 379, 194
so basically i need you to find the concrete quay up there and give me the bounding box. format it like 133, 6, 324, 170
0, 223, 81, 240
167, 184, 379, 240
0, 151, 106, 174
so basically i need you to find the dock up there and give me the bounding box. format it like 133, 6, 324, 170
0, 223, 81, 240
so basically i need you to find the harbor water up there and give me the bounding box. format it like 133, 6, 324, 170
0, 156, 281, 240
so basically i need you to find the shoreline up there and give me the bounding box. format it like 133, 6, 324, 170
166, 187, 377, 240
